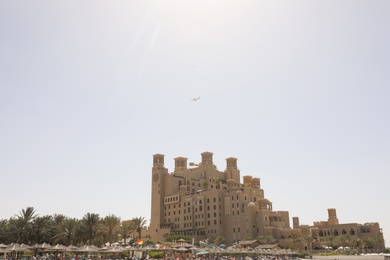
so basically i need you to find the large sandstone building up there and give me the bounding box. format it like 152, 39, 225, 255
149, 152, 385, 251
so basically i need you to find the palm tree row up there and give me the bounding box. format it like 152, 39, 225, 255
320, 235, 384, 253
0, 207, 147, 247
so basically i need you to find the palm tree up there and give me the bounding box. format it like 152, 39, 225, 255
303, 236, 314, 250
80, 213, 100, 245
31, 215, 53, 244
119, 220, 134, 245
363, 237, 375, 253
131, 217, 146, 240
289, 231, 300, 250
210, 234, 225, 245
335, 234, 350, 248
0, 219, 10, 244
351, 237, 362, 253
8, 207, 36, 243
321, 236, 336, 249
52, 218, 79, 245
257, 235, 276, 245
102, 215, 121, 244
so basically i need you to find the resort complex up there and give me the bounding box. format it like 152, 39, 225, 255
149, 151, 385, 251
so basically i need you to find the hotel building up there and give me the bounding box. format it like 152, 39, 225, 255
149, 152, 385, 251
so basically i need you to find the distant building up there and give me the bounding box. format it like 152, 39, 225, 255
149, 152, 385, 251
293, 209, 385, 252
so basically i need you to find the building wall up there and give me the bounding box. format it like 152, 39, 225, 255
149, 152, 385, 252
150, 152, 291, 245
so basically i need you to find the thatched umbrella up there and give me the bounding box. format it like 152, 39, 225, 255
6, 243, 32, 259
76, 245, 100, 252
66, 245, 78, 251
100, 246, 125, 253
46, 244, 68, 252
174, 247, 189, 252
6, 243, 32, 252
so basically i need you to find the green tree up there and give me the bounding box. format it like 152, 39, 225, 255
52, 217, 79, 245
0, 219, 10, 244
321, 236, 336, 249
303, 236, 314, 250
210, 234, 225, 245
289, 231, 300, 250
119, 220, 134, 245
363, 237, 375, 253
80, 213, 101, 245
31, 215, 53, 244
257, 235, 276, 245
131, 217, 146, 240
9, 207, 36, 243
102, 214, 121, 244
165, 234, 190, 242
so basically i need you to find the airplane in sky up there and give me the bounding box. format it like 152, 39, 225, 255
191, 97, 200, 101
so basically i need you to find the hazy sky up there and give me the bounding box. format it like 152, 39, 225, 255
1, 1, 389, 246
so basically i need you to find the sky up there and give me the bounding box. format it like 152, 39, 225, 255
0, 0, 389, 247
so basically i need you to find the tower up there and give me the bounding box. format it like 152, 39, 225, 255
225, 157, 240, 183
150, 154, 168, 242
293, 217, 300, 228
327, 208, 339, 225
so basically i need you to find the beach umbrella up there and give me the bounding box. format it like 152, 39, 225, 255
0, 248, 9, 253
196, 251, 209, 255
174, 247, 189, 252
34, 243, 51, 249
47, 244, 68, 252
158, 246, 172, 250
66, 245, 78, 251
100, 246, 125, 253
76, 245, 100, 252
6, 243, 32, 252
0, 244, 8, 249
141, 245, 155, 251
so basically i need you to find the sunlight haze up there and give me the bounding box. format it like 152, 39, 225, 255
0, 0, 389, 246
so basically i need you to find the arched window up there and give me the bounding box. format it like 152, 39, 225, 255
342, 229, 347, 235
333, 230, 339, 236
350, 229, 355, 235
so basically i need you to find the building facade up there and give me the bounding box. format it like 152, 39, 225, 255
149, 152, 385, 251
293, 209, 385, 252
150, 151, 292, 246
